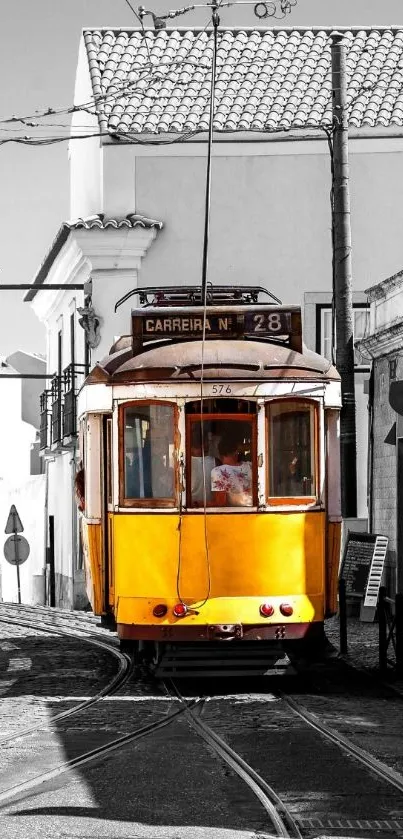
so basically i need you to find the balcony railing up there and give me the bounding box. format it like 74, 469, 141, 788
62, 363, 86, 439
39, 365, 87, 452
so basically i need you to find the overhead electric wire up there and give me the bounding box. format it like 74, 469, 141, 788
175, 5, 222, 611
0, 0, 300, 131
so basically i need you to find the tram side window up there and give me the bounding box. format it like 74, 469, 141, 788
188, 415, 255, 507
123, 404, 175, 502
267, 402, 316, 499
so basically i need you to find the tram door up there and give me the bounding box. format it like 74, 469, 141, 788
102, 415, 114, 613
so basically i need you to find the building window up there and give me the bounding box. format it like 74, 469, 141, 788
70, 313, 75, 365
389, 357, 397, 381
57, 329, 62, 376
319, 306, 370, 368
379, 372, 386, 402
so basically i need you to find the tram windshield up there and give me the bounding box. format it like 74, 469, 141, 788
186, 400, 256, 508
267, 401, 316, 499
122, 404, 175, 501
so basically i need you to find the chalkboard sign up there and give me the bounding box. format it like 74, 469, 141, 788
340, 532, 378, 597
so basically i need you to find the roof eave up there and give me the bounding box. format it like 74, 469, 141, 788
101, 125, 403, 146
24, 225, 71, 303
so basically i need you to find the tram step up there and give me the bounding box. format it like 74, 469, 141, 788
154, 643, 294, 677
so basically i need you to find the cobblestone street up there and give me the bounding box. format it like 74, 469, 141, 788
1, 606, 403, 839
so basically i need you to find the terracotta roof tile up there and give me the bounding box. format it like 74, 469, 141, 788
83, 27, 403, 134
66, 213, 163, 230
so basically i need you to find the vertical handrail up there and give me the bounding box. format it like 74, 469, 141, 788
339, 577, 348, 655
395, 592, 403, 677
378, 585, 387, 674
48, 515, 56, 607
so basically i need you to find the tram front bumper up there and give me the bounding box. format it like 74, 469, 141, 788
117, 621, 320, 642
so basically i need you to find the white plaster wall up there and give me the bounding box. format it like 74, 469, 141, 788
0, 475, 46, 604
0, 379, 36, 482
47, 292, 86, 378
6, 352, 46, 429
48, 451, 76, 600
90, 269, 137, 363
373, 287, 403, 330
69, 36, 103, 219
101, 140, 403, 306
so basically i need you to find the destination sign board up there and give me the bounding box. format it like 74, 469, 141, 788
142, 313, 241, 338
132, 307, 301, 352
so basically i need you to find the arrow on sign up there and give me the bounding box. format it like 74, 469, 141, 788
5, 505, 24, 534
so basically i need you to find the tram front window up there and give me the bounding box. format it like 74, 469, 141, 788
187, 411, 255, 507
267, 401, 316, 499
123, 404, 175, 502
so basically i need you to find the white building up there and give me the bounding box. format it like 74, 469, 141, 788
28, 25, 403, 606
0, 352, 46, 604
356, 269, 403, 592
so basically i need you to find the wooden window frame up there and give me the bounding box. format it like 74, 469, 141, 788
106, 417, 113, 508
185, 412, 258, 508
119, 400, 179, 508
265, 398, 319, 507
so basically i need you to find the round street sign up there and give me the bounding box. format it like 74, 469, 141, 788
3, 535, 30, 566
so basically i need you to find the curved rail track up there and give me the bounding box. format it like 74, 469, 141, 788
0, 606, 132, 745
2, 605, 403, 835
166, 680, 302, 839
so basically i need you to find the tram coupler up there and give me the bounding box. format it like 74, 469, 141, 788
207, 624, 243, 640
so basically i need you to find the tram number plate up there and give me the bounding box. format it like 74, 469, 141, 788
208, 624, 243, 640
244, 311, 292, 335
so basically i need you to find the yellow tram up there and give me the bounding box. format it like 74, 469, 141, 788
77, 286, 342, 676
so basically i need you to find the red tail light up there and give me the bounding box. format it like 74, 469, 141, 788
153, 604, 168, 618
173, 603, 188, 618
280, 603, 293, 617
259, 603, 274, 617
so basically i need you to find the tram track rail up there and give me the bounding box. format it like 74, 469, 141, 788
0, 613, 298, 837
2, 606, 403, 831
0, 607, 202, 809
163, 678, 403, 838
0, 692, 202, 810
0, 609, 132, 745
279, 688, 403, 795
166, 680, 302, 839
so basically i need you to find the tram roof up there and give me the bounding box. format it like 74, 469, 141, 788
86, 338, 339, 384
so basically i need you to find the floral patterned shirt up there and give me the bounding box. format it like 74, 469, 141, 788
211, 462, 253, 506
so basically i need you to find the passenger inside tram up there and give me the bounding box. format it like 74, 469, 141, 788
211, 433, 253, 507
190, 428, 215, 505
186, 399, 255, 508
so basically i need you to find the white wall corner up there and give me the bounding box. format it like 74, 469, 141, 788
74, 226, 159, 270
69, 34, 103, 219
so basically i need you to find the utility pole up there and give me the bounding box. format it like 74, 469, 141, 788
331, 32, 357, 519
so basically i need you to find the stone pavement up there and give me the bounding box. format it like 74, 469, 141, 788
325, 613, 380, 671
325, 612, 403, 695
